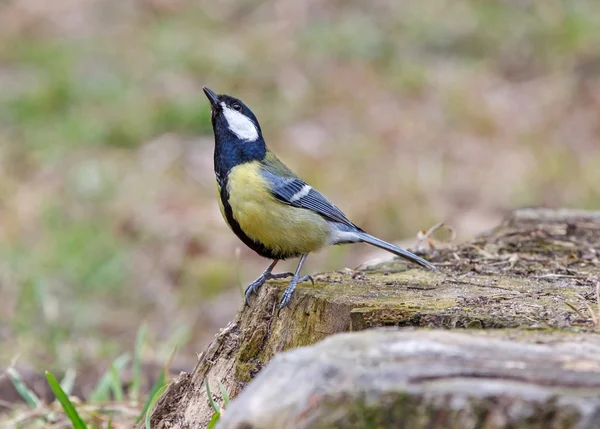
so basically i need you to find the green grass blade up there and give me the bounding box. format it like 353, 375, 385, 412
45, 371, 87, 429
136, 368, 166, 423
89, 354, 130, 403
218, 381, 229, 408
205, 379, 219, 413
144, 384, 168, 429
137, 344, 176, 423
6, 367, 41, 408
109, 364, 124, 402
207, 412, 221, 429
130, 323, 147, 402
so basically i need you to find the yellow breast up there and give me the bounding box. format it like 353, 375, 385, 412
223, 162, 330, 258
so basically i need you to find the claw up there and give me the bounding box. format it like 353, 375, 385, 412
299, 275, 314, 286
270, 272, 294, 280
244, 277, 265, 306
244, 271, 295, 306
278, 292, 293, 309
278, 275, 315, 309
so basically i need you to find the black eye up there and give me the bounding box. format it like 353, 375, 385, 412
232, 103, 242, 111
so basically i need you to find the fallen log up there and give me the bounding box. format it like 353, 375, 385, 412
218, 329, 600, 429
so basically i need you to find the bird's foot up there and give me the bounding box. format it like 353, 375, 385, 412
244, 271, 294, 305
278, 275, 314, 309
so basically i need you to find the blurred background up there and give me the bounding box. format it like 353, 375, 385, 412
1, 0, 600, 389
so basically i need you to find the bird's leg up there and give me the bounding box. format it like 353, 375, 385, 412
244, 260, 294, 305
279, 254, 314, 309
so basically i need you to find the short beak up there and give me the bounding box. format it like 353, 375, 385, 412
203, 86, 219, 106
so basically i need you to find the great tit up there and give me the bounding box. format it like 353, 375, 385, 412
203, 87, 436, 309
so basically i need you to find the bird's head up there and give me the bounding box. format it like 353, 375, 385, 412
203, 87, 263, 144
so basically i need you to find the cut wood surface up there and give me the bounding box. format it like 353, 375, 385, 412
142, 209, 600, 429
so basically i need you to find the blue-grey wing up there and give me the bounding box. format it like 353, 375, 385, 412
261, 170, 359, 229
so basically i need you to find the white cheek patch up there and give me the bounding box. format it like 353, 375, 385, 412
221, 102, 259, 142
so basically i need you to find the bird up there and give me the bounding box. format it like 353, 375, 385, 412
203, 86, 436, 309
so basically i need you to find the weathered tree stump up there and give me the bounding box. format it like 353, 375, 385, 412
143, 209, 600, 429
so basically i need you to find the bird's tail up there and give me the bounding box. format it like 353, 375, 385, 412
355, 232, 436, 271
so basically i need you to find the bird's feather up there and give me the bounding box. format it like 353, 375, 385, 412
225, 161, 331, 259
260, 164, 359, 229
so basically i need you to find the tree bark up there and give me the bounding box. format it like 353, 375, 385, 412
143, 208, 600, 429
